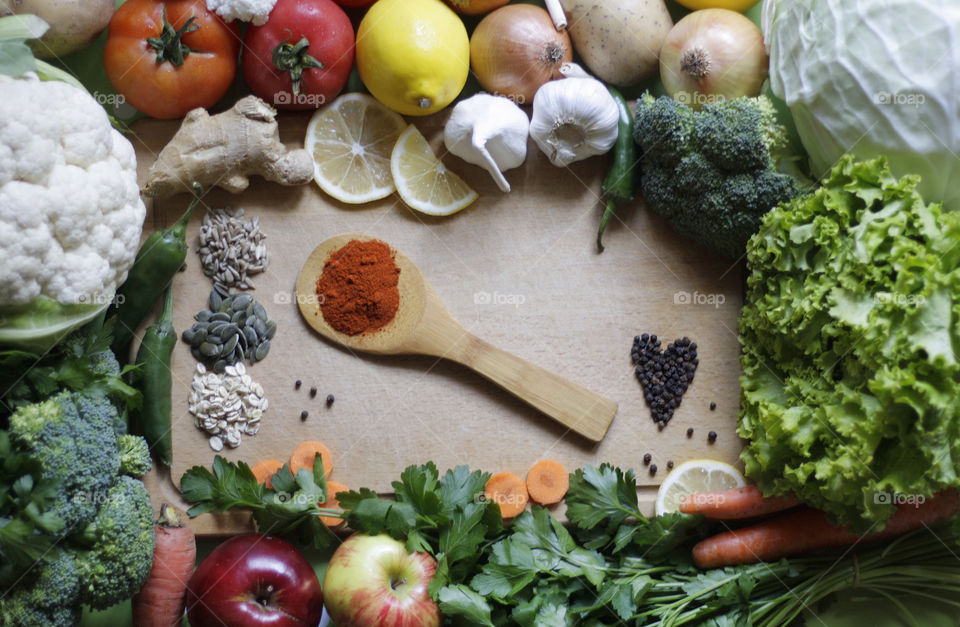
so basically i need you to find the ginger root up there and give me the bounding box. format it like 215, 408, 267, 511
142, 96, 314, 198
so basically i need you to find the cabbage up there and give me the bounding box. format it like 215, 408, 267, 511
739, 155, 960, 530
762, 0, 960, 210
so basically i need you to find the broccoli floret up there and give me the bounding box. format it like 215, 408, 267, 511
75, 475, 155, 610
8, 392, 120, 530
118, 434, 152, 478
0, 552, 81, 627
633, 94, 803, 259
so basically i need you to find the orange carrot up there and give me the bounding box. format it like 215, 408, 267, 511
132, 504, 197, 627
692, 489, 960, 569
484, 472, 529, 519
318, 480, 349, 528
290, 441, 334, 479
250, 459, 284, 488
525, 460, 569, 506
679, 485, 799, 520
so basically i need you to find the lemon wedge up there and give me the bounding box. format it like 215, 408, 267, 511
390, 125, 478, 216
305, 93, 406, 204
655, 459, 745, 516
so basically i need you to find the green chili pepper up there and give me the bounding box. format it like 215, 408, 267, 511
597, 87, 638, 252
111, 184, 202, 358
135, 286, 176, 467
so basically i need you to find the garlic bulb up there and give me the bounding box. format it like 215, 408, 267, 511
443, 93, 530, 192
529, 63, 619, 167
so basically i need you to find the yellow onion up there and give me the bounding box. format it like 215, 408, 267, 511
470, 4, 573, 106
660, 8, 767, 109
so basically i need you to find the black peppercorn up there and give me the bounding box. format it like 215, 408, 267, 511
710, 402, 717, 411
295, 380, 302, 389
300, 410, 308, 421
708, 431, 717, 443
649, 464, 658, 475
633, 333, 699, 425
686, 427, 694, 437
326, 394, 335, 407
309, 387, 317, 398
643, 453, 652, 465
667, 460, 674, 469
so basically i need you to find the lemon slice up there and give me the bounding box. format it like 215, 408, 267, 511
305, 93, 407, 204
655, 459, 746, 516
390, 124, 478, 216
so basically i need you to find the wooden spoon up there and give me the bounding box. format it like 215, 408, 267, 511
295, 234, 618, 442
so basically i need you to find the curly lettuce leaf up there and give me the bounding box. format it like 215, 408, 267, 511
739, 155, 960, 529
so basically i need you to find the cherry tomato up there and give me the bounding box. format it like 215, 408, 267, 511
242, 0, 355, 111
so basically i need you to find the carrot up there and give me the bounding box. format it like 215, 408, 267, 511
132, 504, 197, 627
290, 441, 334, 479
318, 480, 349, 528
484, 471, 529, 519
525, 460, 569, 506
250, 459, 284, 488
679, 485, 799, 520
692, 488, 960, 569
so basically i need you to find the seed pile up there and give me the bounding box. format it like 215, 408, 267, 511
197, 207, 269, 291
632, 334, 699, 425
188, 362, 268, 451
182, 289, 276, 372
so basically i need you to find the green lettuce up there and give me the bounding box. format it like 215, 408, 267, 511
738, 155, 960, 530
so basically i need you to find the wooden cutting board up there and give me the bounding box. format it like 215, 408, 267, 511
135, 109, 744, 535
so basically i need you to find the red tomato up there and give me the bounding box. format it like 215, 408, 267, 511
103, 0, 240, 120
242, 0, 355, 111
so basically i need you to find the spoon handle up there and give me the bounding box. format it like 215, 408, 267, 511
448, 334, 618, 442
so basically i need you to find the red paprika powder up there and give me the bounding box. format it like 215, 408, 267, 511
317, 239, 401, 335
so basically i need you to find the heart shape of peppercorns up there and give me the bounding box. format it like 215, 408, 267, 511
631, 334, 698, 426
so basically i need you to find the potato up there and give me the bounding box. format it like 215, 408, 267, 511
1, 0, 115, 58
559, 0, 673, 86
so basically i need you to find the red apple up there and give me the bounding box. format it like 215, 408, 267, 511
323, 534, 441, 627
186, 533, 324, 627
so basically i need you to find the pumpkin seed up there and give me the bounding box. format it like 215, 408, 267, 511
253, 302, 267, 320
265, 319, 277, 340
200, 342, 219, 357
209, 312, 231, 323
209, 289, 223, 311
254, 340, 270, 361
223, 334, 239, 355
195, 310, 211, 322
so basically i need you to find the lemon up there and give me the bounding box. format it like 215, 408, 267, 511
305, 93, 407, 204
655, 459, 746, 516
391, 125, 478, 216
356, 0, 469, 116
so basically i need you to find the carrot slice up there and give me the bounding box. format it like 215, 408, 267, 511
290, 441, 334, 479
525, 460, 569, 505
484, 472, 529, 519
318, 480, 349, 529
679, 485, 799, 520
250, 460, 284, 488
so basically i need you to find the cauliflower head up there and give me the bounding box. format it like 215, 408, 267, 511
0, 73, 145, 347
206, 0, 278, 25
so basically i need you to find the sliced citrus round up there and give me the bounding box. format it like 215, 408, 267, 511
390, 124, 478, 216
655, 459, 746, 516
305, 93, 407, 204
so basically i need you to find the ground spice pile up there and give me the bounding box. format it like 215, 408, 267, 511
317, 239, 401, 336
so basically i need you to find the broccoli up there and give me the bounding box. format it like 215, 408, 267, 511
74, 475, 155, 610
633, 93, 803, 259
0, 552, 82, 627
8, 392, 120, 530
118, 434, 152, 478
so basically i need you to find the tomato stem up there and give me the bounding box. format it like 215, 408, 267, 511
147, 11, 199, 67
272, 34, 323, 98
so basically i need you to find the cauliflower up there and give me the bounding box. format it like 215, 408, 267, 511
206, 0, 278, 25
0, 73, 145, 348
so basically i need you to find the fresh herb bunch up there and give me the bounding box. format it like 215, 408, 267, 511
180, 454, 343, 550
179, 459, 960, 626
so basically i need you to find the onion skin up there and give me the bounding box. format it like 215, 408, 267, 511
660, 8, 767, 109
470, 4, 572, 106
444, 0, 510, 15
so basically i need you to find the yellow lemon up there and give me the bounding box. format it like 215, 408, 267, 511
356, 0, 470, 116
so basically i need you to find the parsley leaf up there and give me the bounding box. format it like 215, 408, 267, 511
437, 585, 496, 627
